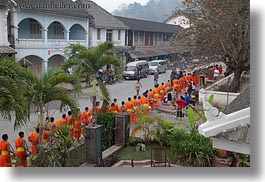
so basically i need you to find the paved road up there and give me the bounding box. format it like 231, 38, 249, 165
0, 70, 180, 148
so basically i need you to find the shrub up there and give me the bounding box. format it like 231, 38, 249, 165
97, 112, 116, 151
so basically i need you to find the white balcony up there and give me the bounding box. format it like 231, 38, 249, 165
16, 39, 44, 48
15, 39, 87, 49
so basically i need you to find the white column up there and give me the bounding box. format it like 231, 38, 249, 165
65, 30, 70, 42
85, 31, 89, 48
42, 29, 48, 46
42, 60, 48, 72
10, 9, 18, 47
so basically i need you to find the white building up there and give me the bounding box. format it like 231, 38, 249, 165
78, 0, 128, 48
7, 0, 128, 77
9, 0, 92, 77
0, 1, 16, 56
165, 15, 190, 29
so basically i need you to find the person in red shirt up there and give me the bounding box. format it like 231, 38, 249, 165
176, 96, 187, 118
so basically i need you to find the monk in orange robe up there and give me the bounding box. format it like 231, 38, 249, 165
56, 114, 67, 128
113, 98, 119, 112
110, 103, 118, 113
165, 80, 171, 93
131, 96, 139, 122
158, 83, 166, 102
152, 86, 160, 107
73, 115, 82, 140
148, 89, 154, 111
28, 128, 39, 156
0, 134, 14, 167
66, 110, 73, 125
15, 132, 29, 167
81, 107, 89, 126
125, 97, 134, 122
118, 101, 126, 113
140, 93, 149, 114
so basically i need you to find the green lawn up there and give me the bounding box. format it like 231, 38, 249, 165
117, 143, 176, 163
68, 144, 86, 167
68, 143, 177, 167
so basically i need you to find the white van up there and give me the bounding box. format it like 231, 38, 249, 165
123, 60, 149, 80
149, 60, 167, 74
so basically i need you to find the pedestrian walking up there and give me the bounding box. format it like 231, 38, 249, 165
0, 134, 14, 167
15, 132, 29, 167
135, 79, 142, 96
154, 70, 159, 86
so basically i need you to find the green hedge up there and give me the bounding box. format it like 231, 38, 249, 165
97, 112, 116, 151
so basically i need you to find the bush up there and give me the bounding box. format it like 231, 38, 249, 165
97, 112, 116, 151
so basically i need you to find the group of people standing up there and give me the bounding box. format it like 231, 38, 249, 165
0, 105, 105, 167
0, 132, 30, 167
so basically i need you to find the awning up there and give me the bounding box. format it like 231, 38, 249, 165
0, 46, 16, 54
129, 46, 178, 59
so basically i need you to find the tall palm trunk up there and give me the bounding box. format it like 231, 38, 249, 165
92, 95, 97, 126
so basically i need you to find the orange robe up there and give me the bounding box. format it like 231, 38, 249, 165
113, 103, 119, 112
172, 79, 179, 91
158, 85, 166, 102
28, 132, 39, 155
140, 96, 149, 114
125, 101, 134, 122
110, 105, 118, 113
81, 111, 89, 126
15, 137, 27, 167
131, 99, 138, 122
152, 87, 160, 107
56, 118, 66, 128
73, 116, 81, 139
165, 82, 171, 92
66, 116, 72, 125
193, 75, 200, 85
0, 140, 11, 167
148, 92, 155, 111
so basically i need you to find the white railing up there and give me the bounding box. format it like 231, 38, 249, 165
16, 39, 87, 48
47, 39, 68, 47
16, 39, 44, 48
69, 40, 87, 46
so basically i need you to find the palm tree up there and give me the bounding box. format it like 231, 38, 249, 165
26, 69, 82, 143
62, 42, 122, 125
0, 57, 32, 129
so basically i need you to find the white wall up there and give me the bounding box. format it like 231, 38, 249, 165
0, 8, 9, 46
165, 15, 190, 29
90, 27, 126, 47
17, 11, 88, 32
199, 89, 240, 107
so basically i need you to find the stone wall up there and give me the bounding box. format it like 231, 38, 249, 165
101, 145, 124, 167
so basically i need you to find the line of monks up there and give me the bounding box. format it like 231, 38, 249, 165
0, 73, 201, 167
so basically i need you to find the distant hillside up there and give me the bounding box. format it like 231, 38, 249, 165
112, 0, 182, 23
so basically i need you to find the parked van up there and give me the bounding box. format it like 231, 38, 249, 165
123, 60, 149, 80
149, 60, 167, 74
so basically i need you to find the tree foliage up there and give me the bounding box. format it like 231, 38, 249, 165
173, 0, 250, 92
0, 57, 33, 129
62, 42, 122, 115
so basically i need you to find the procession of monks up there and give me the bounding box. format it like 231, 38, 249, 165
0, 71, 202, 167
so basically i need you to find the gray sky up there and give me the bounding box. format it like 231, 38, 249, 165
91, 0, 150, 13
